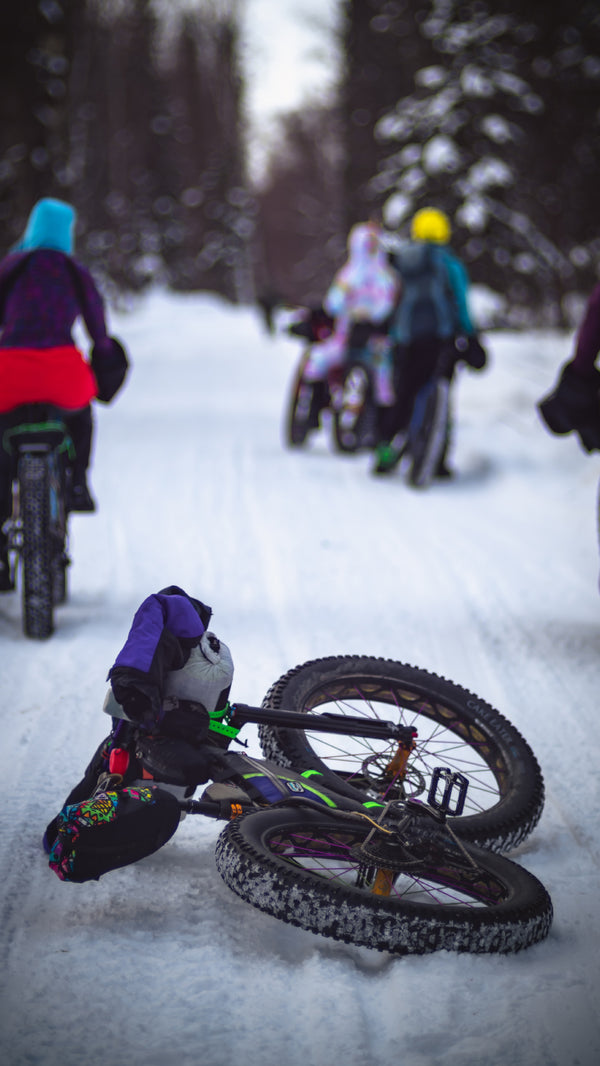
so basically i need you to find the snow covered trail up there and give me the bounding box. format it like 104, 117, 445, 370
1, 291, 599, 1066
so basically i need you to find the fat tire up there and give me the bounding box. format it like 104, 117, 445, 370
258, 655, 544, 853
285, 355, 323, 447
18, 453, 54, 639
49, 451, 69, 606
332, 363, 376, 453
407, 377, 449, 488
215, 807, 552, 955
51, 552, 68, 606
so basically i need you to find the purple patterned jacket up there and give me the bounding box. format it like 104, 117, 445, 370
0, 248, 111, 351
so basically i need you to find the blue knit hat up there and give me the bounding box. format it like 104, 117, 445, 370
16, 198, 76, 253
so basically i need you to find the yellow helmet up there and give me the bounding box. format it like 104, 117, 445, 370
410, 207, 451, 244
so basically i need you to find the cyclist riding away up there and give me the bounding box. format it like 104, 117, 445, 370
0, 197, 127, 589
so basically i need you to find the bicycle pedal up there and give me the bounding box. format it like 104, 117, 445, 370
427, 767, 469, 816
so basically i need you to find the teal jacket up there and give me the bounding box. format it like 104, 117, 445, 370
389, 241, 475, 345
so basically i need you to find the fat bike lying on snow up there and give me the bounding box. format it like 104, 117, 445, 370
51, 655, 552, 956
1, 403, 73, 638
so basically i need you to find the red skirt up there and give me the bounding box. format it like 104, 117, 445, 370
0, 345, 98, 413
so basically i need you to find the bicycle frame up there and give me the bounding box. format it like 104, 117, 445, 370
157, 702, 467, 828
228, 701, 417, 743
181, 741, 469, 832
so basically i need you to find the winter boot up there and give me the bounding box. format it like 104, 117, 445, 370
68, 473, 96, 513
372, 434, 406, 476
0, 532, 14, 592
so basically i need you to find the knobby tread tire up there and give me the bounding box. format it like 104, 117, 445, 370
285, 354, 323, 447
258, 655, 545, 853
332, 362, 376, 454
18, 453, 54, 639
214, 808, 553, 956
408, 378, 449, 488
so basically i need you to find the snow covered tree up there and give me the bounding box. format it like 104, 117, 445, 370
0, 0, 79, 249
0, 0, 251, 301
157, 7, 253, 301
253, 104, 345, 307
68, 0, 170, 293
363, 0, 600, 323
337, 0, 436, 232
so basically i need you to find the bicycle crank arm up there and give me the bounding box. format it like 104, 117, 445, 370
230, 703, 417, 744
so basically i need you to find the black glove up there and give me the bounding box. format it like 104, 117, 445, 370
287, 307, 334, 343
288, 318, 312, 340
437, 341, 460, 379
310, 307, 335, 341
538, 361, 600, 452
91, 336, 129, 403
160, 697, 211, 745
455, 334, 487, 370
113, 686, 155, 729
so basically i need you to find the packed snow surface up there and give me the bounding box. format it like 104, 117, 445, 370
1, 290, 599, 1065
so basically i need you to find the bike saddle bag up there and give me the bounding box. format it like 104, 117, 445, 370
48, 783, 181, 883
134, 733, 217, 788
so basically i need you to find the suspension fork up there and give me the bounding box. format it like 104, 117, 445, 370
382, 734, 417, 786
367, 771, 470, 897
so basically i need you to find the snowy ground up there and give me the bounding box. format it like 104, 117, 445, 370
1, 290, 599, 1066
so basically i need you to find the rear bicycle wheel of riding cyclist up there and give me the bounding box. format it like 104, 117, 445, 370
18, 452, 56, 638
16, 422, 69, 638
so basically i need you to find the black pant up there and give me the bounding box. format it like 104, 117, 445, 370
0, 404, 93, 524
377, 338, 453, 443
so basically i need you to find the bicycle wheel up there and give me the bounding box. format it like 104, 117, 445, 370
407, 377, 449, 488
215, 807, 552, 955
332, 363, 376, 453
258, 656, 544, 853
285, 357, 324, 447
18, 452, 54, 639
49, 453, 69, 606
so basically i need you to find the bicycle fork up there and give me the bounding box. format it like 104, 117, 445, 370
381, 733, 417, 792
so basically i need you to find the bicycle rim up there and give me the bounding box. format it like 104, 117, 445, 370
258, 655, 545, 852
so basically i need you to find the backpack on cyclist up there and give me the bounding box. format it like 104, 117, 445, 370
390, 242, 457, 345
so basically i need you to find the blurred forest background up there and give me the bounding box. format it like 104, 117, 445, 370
1, 0, 599, 326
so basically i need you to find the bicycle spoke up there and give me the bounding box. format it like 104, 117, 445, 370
270, 828, 502, 909
301, 684, 502, 816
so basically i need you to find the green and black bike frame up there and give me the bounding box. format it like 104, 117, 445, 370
183, 701, 468, 824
